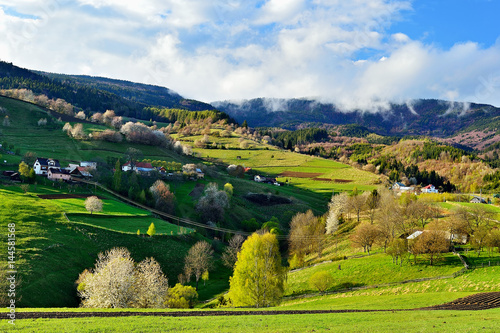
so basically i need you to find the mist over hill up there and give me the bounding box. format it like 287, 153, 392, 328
213, 98, 500, 138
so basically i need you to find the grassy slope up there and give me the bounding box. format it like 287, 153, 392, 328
3, 309, 499, 332
0, 188, 227, 307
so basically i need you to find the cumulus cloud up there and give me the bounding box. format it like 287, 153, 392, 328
0, 0, 499, 110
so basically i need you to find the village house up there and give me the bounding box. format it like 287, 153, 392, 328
254, 175, 267, 182
80, 161, 97, 169
33, 158, 60, 175
470, 196, 487, 204
121, 161, 154, 173
47, 168, 72, 181
421, 184, 438, 194
392, 182, 415, 193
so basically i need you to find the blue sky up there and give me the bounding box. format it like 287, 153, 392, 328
0, 0, 499, 110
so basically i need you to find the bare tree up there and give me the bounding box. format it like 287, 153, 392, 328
222, 234, 245, 270
150, 180, 176, 214
85, 196, 103, 215
289, 210, 325, 261
411, 230, 449, 265
350, 223, 380, 254
196, 183, 229, 223
349, 192, 367, 223
184, 241, 214, 290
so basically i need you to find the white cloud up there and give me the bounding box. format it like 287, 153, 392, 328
0, 0, 500, 110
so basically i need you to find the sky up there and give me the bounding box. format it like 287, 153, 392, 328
0, 0, 499, 110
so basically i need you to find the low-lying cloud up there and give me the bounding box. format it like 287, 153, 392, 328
0, 0, 499, 111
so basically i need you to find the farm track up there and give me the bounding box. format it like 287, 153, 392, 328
38, 194, 106, 200
12, 293, 500, 319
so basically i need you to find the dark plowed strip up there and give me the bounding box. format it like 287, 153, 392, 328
12, 309, 389, 320
419, 292, 500, 311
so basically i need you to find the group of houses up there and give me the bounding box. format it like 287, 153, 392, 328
34, 158, 96, 181
392, 182, 439, 194
120, 161, 204, 179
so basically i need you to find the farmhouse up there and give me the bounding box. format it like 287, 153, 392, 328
47, 168, 72, 181
470, 196, 487, 204
122, 161, 154, 173
33, 158, 60, 175
254, 175, 267, 182
80, 161, 97, 170
421, 184, 438, 193
392, 182, 414, 193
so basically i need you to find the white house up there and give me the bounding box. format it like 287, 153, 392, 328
392, 182, 414, 193
122, 161, 154, 173
80, 161, 97, 170
254, 175, 267, 182
33, 158, 60, 175
421, 184, 438, 194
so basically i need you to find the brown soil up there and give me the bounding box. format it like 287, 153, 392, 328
38, 194, 106, 200
419, 292, 500, 311
334, 179, 353, 183
313, 178, 332, 181
279, 171, 323, 178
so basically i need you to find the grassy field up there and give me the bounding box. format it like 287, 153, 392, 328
0, 187, 228, 307
3, 309, 499, 332
67, 214, 193, 235
285, 253, 464, 296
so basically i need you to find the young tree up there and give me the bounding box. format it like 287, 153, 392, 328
224, 183, 234, 197
184, 241, 214, 290
85, 196, 103, 215
201, 271, 209, 286
309, 271, 334, 294
386, 239, 408, 266
20, 184, 29, 194
221, 234, 245, 270
18, 161, 30, 180
147, 222, 156, 237
228, 232, 286, 307
366, 189, 380, 224
113, 160, 122, 192
165, 283, 198, 308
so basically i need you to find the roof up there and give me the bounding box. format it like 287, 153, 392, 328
423, 184, 434, 189
49, 168, 71, 175
123, 161, 153, 169
394, 182, 405, 187
407, 231, 424, 240
35, 158, 60, 167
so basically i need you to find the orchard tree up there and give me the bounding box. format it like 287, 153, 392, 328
289, 210, 325, 261
228, 232, 286, 307
411, 230, 449, 265
77, 248, 136, 308
133, 257, 169, 308
85, 196, 103, 215
184, 241, 214, 290
326, 192, 348, 234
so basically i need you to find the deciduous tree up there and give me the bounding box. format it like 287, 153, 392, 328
309, 271, 334, 294
184, 241, 214, 290
85, 196, 103, 215
228, 232, 286, 307
221, 234, 245, 270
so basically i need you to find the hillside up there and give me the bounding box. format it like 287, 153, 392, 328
0, 61, 218, 120
213, 98, 500, 147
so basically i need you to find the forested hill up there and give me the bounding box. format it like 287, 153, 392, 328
0, 61, 215, 119
213, 98, 500, 137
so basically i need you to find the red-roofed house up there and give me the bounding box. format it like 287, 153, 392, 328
122, 161, 154, 173
421, 184, 438, 194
